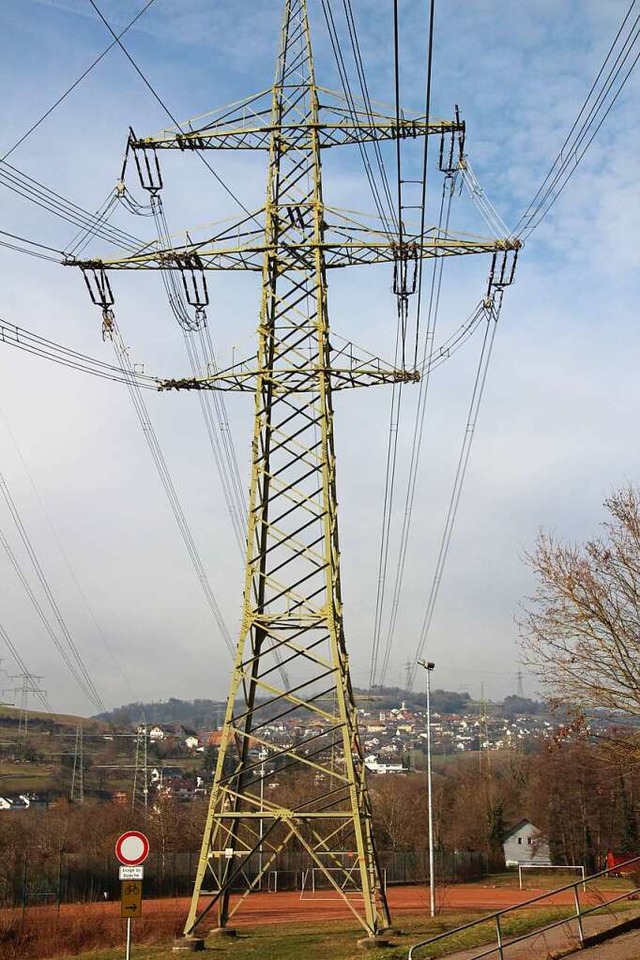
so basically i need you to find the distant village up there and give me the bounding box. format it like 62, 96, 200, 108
112, 697, 555, 803
0, 695, 565, 811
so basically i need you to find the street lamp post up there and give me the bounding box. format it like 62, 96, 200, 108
418, 659, 436, 917
258, 748, 267, 888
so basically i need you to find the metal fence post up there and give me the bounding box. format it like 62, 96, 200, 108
573, 884, 584, 945
495, 914, 505, 960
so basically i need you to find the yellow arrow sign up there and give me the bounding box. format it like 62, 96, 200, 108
120, 880, 142, 918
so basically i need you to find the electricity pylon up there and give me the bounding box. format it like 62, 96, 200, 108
69, 0, 519, 940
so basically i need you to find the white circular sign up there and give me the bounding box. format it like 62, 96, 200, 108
115, 831, 150, 866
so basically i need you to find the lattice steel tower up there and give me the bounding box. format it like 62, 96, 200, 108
71, 0, 519, 940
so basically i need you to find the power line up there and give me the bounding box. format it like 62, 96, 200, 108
86, 0, 260, 227
374, 174, 457, 690
320, 0, 396, 235
513, 0, 640, 238
0, 471, 106, 711
1, 0, 158, 162
0, 161, 144, 251
0, 229, 65, 258
407, 294, 505, 692
102, 315, 236, 659
369, 0, 440, 691
0, 317, 160, 389
0, 404, 139, 703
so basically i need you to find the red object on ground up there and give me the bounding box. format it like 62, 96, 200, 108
606, 851, 640, 876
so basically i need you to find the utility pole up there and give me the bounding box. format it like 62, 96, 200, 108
417, 660, 436, 918
69, 0, 519, 941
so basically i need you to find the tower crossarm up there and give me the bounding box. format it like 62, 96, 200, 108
129, 87, 463, 153
131, 116, 462, 152
66, 229, 520, 274
158, 359, 420, 394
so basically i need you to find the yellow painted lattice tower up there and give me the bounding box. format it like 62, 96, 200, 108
71, 0, 519, 939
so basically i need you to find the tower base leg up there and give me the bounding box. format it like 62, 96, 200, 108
172, 936, 205, 952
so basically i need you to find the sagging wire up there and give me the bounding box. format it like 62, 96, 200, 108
0, 316, 159, 388
101, 309, 237, 659
120, 155, 247, 551
369, 0, 438, 691
513, 0, 640, 239
0, 404, 140, 703
407, 290, 505, 692
0, 160, 144, 252
0, 481, 106, 712
374, 173, 457, 689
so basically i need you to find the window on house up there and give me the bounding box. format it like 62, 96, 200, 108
527, 838, 532, 845
517, 838, 522, 845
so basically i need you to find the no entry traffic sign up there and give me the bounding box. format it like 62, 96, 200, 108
115, 831, 150, 866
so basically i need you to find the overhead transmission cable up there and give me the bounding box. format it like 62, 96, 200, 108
407, 294, 504, 692
320, 0, 397, 235
100, 314, 235, 659
0, 318, 160, 389
0, 481, 106, 712
0, 229, 66, 262
367, 0, 413, 692
379, 0, 640, 687
0, 161, 144, 251
369, 0, 437, 690
1, 0, 158, 163
513, 0, 640, 238
375, 172, 458, 691
146, 190, 247, 550
0, 405, 139, 703
86, 0, 261, 228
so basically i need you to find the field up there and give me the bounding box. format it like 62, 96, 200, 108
2, 878, 638, 960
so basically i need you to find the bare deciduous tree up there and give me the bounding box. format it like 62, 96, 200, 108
520, 485, 640, 718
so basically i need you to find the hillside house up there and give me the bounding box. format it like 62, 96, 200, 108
503, 819, 551, 866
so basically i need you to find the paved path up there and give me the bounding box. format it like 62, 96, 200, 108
575, 927, 640, 959
407, 910, 640, 960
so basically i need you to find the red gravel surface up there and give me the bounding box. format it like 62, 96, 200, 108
4, 882, 627, 929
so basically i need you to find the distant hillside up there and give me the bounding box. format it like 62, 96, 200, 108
96, 686, 538, 728
95, 698, 227, 730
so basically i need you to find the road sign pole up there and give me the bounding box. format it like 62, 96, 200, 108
115, 832, 149, 960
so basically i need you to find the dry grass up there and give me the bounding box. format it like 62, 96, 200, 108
0, 904, 183, 959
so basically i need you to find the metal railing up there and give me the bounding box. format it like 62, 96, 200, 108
408, 855, 640, 960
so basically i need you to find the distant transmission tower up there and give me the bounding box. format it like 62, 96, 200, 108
70, 722, 84, 803
4, 672, 45, 737
69, 0, 518, 940
132, 723, 149, 811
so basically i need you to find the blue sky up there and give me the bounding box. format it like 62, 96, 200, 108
0, 0, 639, 714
